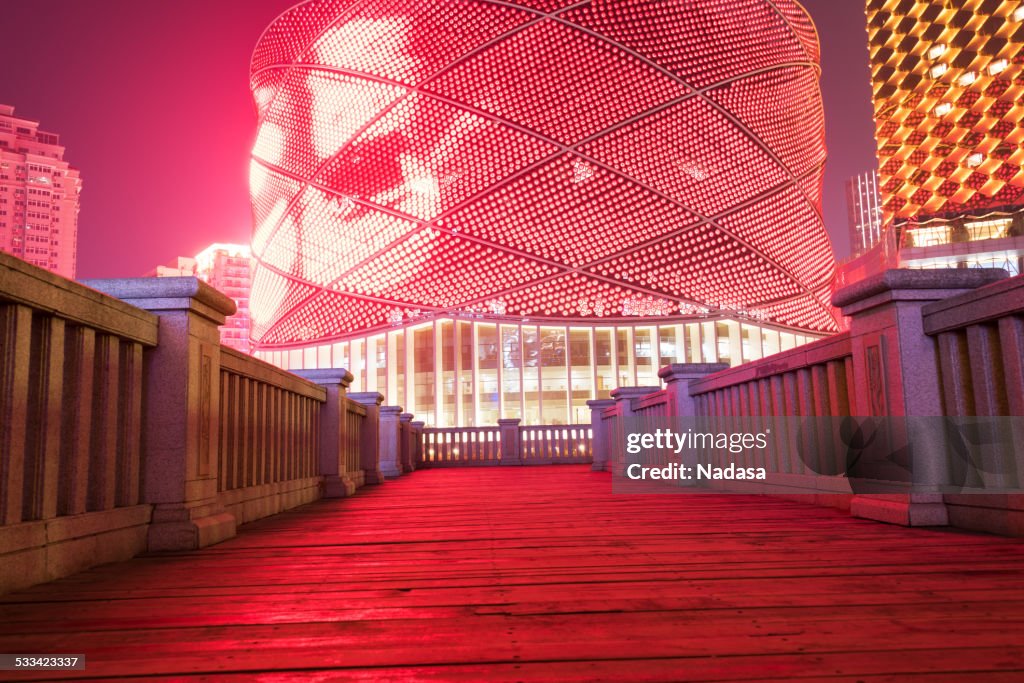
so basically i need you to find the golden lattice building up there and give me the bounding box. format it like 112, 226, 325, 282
867, 0, 1024, 224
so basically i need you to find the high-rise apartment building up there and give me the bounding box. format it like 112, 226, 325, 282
0, 105, 81, 278
196, 244, 253, 354
149, 255, 199, 278
150, 243, 253, 354
846, 170, 884, 256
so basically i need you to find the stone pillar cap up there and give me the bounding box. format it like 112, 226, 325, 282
611, 386, 660, 400
658, 363, 729, 381
84, 276, 237, 320
294, 368, 354, 387
832, 268, 1007, 310
347, 391, 384, 406
585, 398, 616, 408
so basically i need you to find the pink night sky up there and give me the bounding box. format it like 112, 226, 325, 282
0, 0, 876, 279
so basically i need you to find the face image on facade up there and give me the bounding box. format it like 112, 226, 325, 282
247, 0, 838, 426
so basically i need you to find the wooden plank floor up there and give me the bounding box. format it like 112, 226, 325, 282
3, 466, 1024, 681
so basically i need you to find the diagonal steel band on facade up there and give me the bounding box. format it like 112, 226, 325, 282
247, 0, 840, 425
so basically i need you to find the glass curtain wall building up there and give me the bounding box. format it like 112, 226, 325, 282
255, 317, 819, 426
248, 0, 839, 426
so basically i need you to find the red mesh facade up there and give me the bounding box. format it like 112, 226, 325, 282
249, 0, 838, 346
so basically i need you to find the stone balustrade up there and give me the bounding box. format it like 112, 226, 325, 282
217, 349, 326, 526
0, 252, 158, 594
519, 424, 592, 464
593, 268, 1024, 536
918, 272, 1024, 534
420, 426, 502, 466
398, 413, 419, 474
0, 253, 421, 594
418, 421, 593, 467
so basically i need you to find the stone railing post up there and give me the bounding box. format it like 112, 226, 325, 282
498, 418, 522, 465
83, 277, 237, 551
607, 386, 660, 475
348, 392, 385, 485
586, 399, 616, 471
378, 405, 403, 478
611, 386, 662, 417
659, 363, 729, 416
294, 368, 356, 498
410, 421, 425, 470
832, 268, 1007, 527
399, 413, 414, 473
658, 364, 728, 485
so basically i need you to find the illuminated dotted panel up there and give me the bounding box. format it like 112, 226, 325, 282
502, 273, 634, 318
504, 0, 574, 12
255, 68, 408, 178
261, 186, 419, 286
708, 66, 826, 178
445, 154, 699, 268
799, 167, 827, 217
316, 93, 558, 221
249, 161, 302, 258
310, 0, 533, 86
761, 286, 838, 333
580, 97, 789, 218
562, 0, 811, 89
250, 0, 838, 344
771, 0, 822, 65
717, 184, 834, 287
335, 230, 561, 306
760, 296, 828, 332
587, 223, 804, 308
426, 20, 690, 145
250, 0, 357, 90
867, 0, 1024, 221
251, 67, 290, 117
810, 285, 840, 330
250, 266, 318, 341
263, 291, 397, 345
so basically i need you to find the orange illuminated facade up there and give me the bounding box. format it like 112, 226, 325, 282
867, 0, 1024, 224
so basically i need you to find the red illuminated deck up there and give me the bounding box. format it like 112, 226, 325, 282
2, 467, 1024, 680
